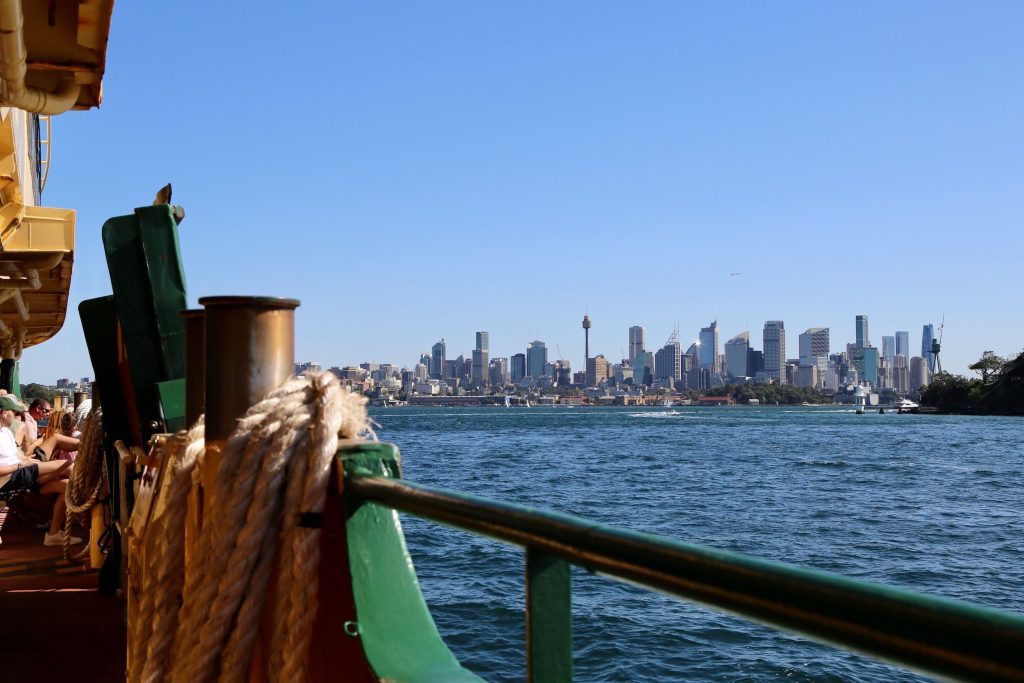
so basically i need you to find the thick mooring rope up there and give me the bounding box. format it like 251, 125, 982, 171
63, 407, 104, 560
131, 419, 205, 683
146, 372, 372, 683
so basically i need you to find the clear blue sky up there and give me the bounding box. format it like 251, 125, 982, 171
21, 1, 1024, 382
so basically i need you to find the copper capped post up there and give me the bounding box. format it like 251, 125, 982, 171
200, 296, 300, 443
181, 308, 206, 428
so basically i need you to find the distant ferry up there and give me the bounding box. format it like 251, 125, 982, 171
895, 398, 919, 411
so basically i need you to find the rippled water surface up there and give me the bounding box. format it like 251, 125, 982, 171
369, 406, 1024, 681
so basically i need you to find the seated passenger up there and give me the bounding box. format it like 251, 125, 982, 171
0, 395, 82, 545
50, 412, 81, 462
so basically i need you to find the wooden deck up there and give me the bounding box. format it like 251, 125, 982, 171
0, 504, 125, 681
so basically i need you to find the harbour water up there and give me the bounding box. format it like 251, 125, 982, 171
371, 406, 1023, 682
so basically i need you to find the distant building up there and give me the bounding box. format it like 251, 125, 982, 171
922, 324, 936, 373
414, 363, 428, 380
655, 341, 681, 382
798, 328, 829, 361
476, 331, 489, 352
587, 355, 611, 386
910, 355, 929, 391
724, 332, 749, 379
763, 321, 786, 384
747, 349, 763, 376
431, 339, 446, 379
471, 349, 489, 387
882, 335, 895, 364
629, 325, 645, 360
295, 361, 321, 375
489, 357, 508, 387
632, 351, 654, 386
856, 315, 870, 349
895, 331, 910, 360
510, 353, 526, 382
527, 340, 547, 378
698, 320, 720, 372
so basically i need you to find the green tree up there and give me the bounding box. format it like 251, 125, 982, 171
19, 383, 54, 401
968, 351, 1006, 383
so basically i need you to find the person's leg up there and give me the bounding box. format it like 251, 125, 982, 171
38, 479, 67, 535
34, 459, 72, 484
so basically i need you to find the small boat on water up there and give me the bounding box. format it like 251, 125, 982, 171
895, 398, 919, 413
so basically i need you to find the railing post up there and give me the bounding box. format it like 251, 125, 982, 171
526, 548, 572, 683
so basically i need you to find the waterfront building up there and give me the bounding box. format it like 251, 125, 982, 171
856, 315, 870, 349
895, 331, 910, 359
922, 324, 936, 373
763, 321, 786, 384
699, 321, 720, 372
823, 366, 839, 392
796, 364, 818, 389
527, 340, 548, 379
882, 336, 895, 364
629, 325, 645, 360
431, 339, 446, 379
471, 349, 489, 387
798, 328, 829, 361
510, 353, 526, 383
724, 332, 750, 379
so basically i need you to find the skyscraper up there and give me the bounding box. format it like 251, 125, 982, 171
628, 325, 645, 360
895, 331, 910, 359
763, 321, 786, 384
430, 339, 446, 379
882, 335, 895, 364
798, 328, 830, 360
654, 341, 681, 382
698, 320, 719, 372
724, 332, 750, 378
488, 357, 508, 387
472, 331, 489, 387
922, 324, 936, 373
510, 353, 526, 382
527, 340, 547, 379
582, 315, 591, 374
855, 315, 870, 349
476, 331, 489, 352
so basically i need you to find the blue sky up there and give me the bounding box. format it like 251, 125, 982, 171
21, 1, 1024, 382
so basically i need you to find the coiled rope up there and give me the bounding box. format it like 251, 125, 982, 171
130, 419, 205, 683
133, 372, 371, 683
63, 406, 104, 560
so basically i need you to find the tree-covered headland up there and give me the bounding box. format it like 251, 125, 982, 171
920, 351, 1024, 415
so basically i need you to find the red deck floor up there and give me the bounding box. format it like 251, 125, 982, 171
0, 505, 125, 681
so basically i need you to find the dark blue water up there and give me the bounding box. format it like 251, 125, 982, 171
369, 406, 1024, 681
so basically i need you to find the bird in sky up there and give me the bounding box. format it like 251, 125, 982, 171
730, 272, 741, 276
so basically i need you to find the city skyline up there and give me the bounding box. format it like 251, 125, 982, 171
14, 2, 1024, 384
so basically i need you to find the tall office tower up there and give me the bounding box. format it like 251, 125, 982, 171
882, 336, 895, 364
893, 354, 909, 393
724, 332, 750, 378
654, 342, 681, 382
582, 315, 591, 373
698, 320, 720, 371
763, 321, 786, 384
414, 363, 428, 380
419, 353, 432, 369
430, 339, 446, 379
855, 315, 870, 349
895, 331, 910, 359
798, 328, 830, 361
471, 349, 489, 387
632, 350, 654, 386
861, 347, 879, 386
527, 340, 547, 378
747, 349, 764, 375
510, 353, 526, 382
910, 356, 929, 391
587, 355, 610, 387
488, 357, 508, 387
628, 325, 645, 360
921, 324, 936, 373
476, 331, 489, 352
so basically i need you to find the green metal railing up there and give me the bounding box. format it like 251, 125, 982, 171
346, 472, 1024, 682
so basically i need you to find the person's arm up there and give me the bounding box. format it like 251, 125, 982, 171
0, 461, 22, 476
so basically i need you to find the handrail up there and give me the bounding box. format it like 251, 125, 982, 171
346, 474, 1024, 682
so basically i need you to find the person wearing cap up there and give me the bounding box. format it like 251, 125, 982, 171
14, 396, 79, 460
0, 395, 82, 546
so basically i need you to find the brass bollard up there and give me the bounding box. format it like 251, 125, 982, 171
181, 309, 206, 428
